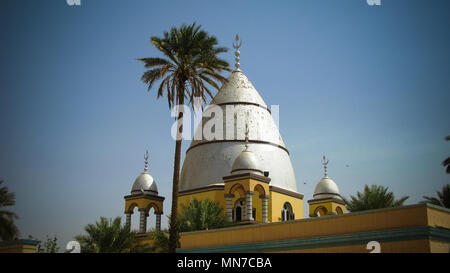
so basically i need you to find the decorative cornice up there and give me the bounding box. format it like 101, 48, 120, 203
124, 193, 165, 201
231, 168, 264, 175
215, 101, 271, 114
308, 197, 345, 205
223, 173, 271, 183
313, 192, 342, 198
178, 184, 225, 196
270, 185, 304, 199
131, 189, 158, 196
0, 239, 41, 246
186, 139, 289, 155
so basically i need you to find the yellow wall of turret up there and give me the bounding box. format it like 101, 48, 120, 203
178, 186, 303, 223
270, 191, 303, 222
308, 200, 346, 217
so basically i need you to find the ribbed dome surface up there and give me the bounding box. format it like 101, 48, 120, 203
313, 177, 342, 200
231, 146, 263, 175
131, 172, 158, 195
180, 71, 298, 192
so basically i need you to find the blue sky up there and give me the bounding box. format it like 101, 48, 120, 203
1, 0, 449, 250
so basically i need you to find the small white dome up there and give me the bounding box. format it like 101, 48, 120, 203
231, 147, 263, 175
131, 172, 158, 195
313, 176, 342, 200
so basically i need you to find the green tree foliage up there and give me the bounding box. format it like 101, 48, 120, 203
138, 22, 230, 252
74, 216, 151, 253
147, 229, 170, 253
36, 235, 59, 253
422, 184, 450, 208
0, 180, 19, 241
179, 199, 229, 232
344, 184, 409, 212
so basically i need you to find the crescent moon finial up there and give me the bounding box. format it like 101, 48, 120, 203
144, 150, 149, 172
233, 34, 242, 71
321, 155, 329, 177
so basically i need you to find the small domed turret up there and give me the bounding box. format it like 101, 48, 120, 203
230, 124, 263, 175
231, 146, 263, 175
131, 151, 158, 195
312, 156, 342, 201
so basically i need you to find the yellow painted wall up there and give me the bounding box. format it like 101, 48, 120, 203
178, 189, 225, 210
429, 239, 450, 253
125, 198, 163, 214
269, 191, 303, 222
178, 189, 266, 222
333, 203, 346, 214
179, 204, 449, 250
0, 243, 38, 253
178, 187, 302, 223
308, 201, 346, 217
427, 206, 450, 228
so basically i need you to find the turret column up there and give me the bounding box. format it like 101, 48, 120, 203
245, 191, 254, 221
261, 195, 269, 223
138, 209, 147, 233
155, 212, 162, 231
224, 194, 234, 222
125, 212, 132, 229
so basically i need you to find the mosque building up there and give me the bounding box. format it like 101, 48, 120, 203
120, 36, 450, 253
177, 36, 305, 224
123, 35, 343, 229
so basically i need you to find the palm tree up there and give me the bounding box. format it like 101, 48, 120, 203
74, 216, 151, 253
0, 180, 19, 241
422, 184, 450, 208
148, 228, 170, 253
344, 184, 409, 212
179, 198, 229, 232
138, 23, 230, 252
36, 235, 59, 253
443, 136, 450, 174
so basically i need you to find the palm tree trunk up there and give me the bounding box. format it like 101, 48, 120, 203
168, 91, 185, 253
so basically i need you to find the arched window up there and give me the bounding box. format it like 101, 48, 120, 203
233, 199, 245, 222
282, 202, 294, 221
336, 206, 343, 215
314, 206, 328, 217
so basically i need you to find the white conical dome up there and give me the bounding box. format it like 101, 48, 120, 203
180, 70, 298, 193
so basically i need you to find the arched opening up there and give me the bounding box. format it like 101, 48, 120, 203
336, 206, 343, 215
229, 183, 245, 197
128, 204, 140, 232
235, 207, 242, 222
314, 206, 328, 217
282, 202, 294, 221
233, 198, 245, 222
253, 184, 265, 196
253, 184, 266, 222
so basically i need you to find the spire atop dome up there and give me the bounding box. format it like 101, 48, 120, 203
233, 34, 242, 71
312, 155, 342, 201
131, 150, 158, 196
144, 150, 149, 172
321, 155, 329, 178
